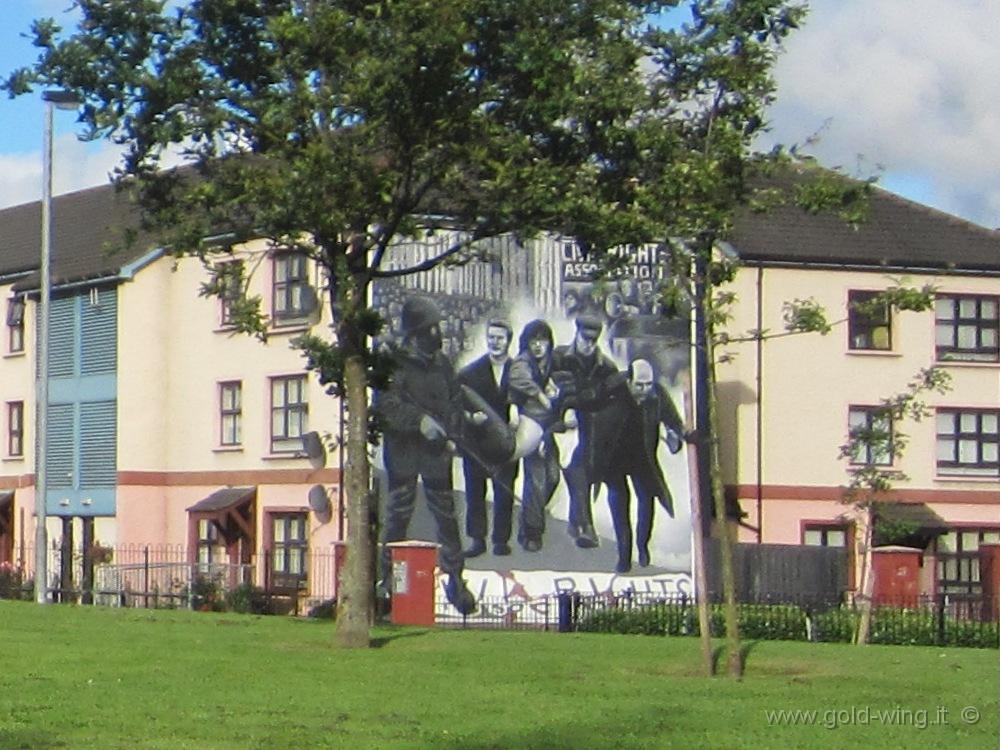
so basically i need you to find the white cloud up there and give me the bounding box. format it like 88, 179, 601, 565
761, 0, 1000, 227
0, 135, 124, 209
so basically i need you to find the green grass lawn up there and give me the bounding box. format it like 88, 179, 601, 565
0, 601, 996, 749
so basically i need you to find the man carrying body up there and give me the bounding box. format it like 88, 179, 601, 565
553, 315, 619, 549
457, 320, 519, 557
592, 359, 685, 573
374, 296, 476, 614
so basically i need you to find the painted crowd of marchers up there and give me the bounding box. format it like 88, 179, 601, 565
372, 241, 694, 613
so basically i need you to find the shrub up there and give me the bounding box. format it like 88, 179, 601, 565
308, 598, 337, 619
0, 562, 30, 600
225, 583, 269, 615
190, 575, 224, 612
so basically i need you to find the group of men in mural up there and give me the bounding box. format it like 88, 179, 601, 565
374, 294, 687, 615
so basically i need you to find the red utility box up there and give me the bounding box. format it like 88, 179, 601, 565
387, 541, 439, 627
872, 546, 922, 608
980, 544, 1000, 619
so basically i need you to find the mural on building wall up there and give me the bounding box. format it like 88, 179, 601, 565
372, 234, 693, 619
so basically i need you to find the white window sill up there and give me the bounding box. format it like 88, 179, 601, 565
935, 359, 1000, 369
262, 452, 308, 461
1, 455, 24, 463
212, 446, 243, 454
2, 351, 26, 359
934, 473, 1000, 484
846, 349, 901, 358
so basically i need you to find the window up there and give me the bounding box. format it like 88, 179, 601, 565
218, 260, 245, 327
803, 525, 849, 548
196, 518, 220, 573
847, 290, 891, 351
6, 402, 23, 457
272, 252, 312, 323
270, 512, 308, 589
847, 406, 893, 466
6, 297, 24, 353
270, 375, 308, 453
935, 295, 999, 362
219, 381, 242, 447
935, 528, 1000, 596
936, 409, 999, 477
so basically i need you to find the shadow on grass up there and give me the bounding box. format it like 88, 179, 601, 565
370, 629, 431, 648
0, 730, 67, 749
710, 640, 759, 676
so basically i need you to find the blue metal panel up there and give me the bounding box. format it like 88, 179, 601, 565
79, 400, 116, 488
46, 295, 77, 378
45, 402, 75, 490
80, 289, 117, 375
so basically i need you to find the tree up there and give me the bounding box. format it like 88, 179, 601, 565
839, 362, 951, 645
6, 0, 816, 655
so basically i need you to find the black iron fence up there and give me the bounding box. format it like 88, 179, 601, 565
438, 591, 1000, 649
1, 544, 339, 614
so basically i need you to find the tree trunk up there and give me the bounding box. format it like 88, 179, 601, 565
854, 506, 875, 646
334, 352, 375, 648
702, 280, 742, 679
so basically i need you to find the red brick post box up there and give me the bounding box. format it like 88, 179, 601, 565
872, 546, 922, 608
387, 541, 439, 626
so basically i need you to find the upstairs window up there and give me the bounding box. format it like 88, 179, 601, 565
848, 290, 891, 351
847, 406, 893, 466
936, 409, 1000, 477
935, 295, 999, 363
219, 381, 242, 447
218, 260, 245, 327
6, 402, 23, 458
6, 297, 24, 353
270, 375, 308, 454
272, 252, 313, 324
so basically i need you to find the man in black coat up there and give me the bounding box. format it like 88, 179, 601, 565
457, 320, 519, 557
592, 358, 686, 573
374, 296, 476, 615
553, 315, 619, 548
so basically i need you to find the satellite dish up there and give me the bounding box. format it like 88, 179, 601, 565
308, 484, 332, 524
301, 431, 327, 469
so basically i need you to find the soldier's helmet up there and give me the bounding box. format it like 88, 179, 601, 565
400, 297, 442, 337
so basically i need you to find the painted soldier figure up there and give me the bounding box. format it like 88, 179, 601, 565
593, 359, 685, 573
553, 315, 619, 548
374, 296, 476, 615
457, 319, 519, 557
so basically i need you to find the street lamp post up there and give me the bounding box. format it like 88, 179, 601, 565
34, 90, 80, 605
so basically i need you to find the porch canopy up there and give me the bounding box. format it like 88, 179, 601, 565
187, 487, 257, 563
874, 501, 948, 547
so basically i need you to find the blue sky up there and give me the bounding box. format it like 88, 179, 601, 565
1, 1, 997, 230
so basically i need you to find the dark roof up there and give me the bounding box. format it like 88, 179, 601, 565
731, 173, 1000, 273
2, 167, 999, 288
0, 183, 154, 288
187, 486, 256, 513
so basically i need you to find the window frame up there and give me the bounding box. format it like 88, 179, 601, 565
270, 375, 308, 454
268, 511, 309, 590
934, 294, 1000, 363
6, 401, 23, 458
935, 408, 1000, 477
271, 252, 311, 324
196, 518, 220, 574
6, 296, 24, 354
847, 405, 893, 467
218, 381, 243, 447
847, 290, 892, 351
934, 527, 1000, 596
217, 260, 245, 328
